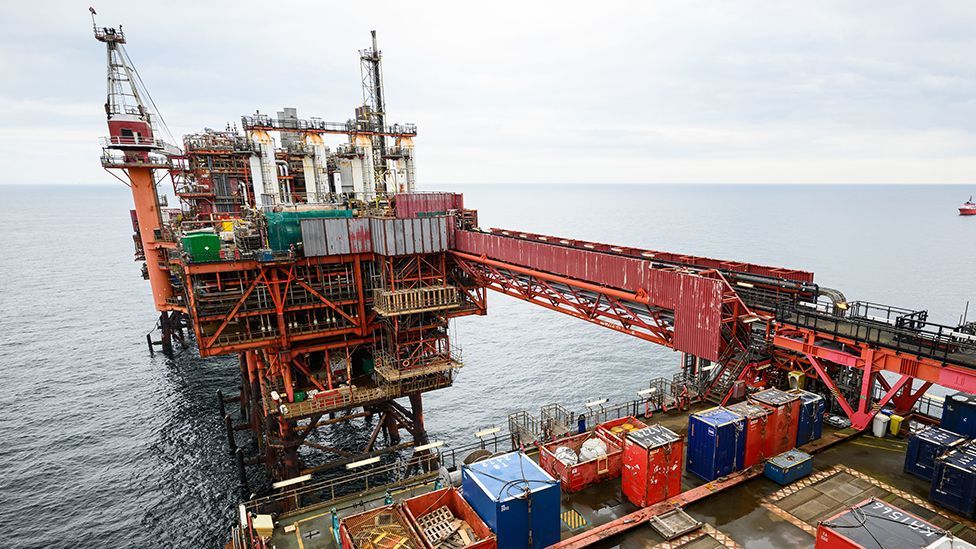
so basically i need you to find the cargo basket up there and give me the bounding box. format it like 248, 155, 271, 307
402, 487, 496, 549
339, 504, 425, 549
539, 430, 623, 493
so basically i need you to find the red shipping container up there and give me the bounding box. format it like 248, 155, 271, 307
339, 504, 425, 549
621, 425, 684, 507
596, 416, 649, 446
725, 401, 773, 468
402, 487, 497, 549
749, 388, 800, 456
539, 430, 623, 493
815, 498, 943, 549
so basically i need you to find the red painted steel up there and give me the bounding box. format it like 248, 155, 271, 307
725, 401, 773, 467
347, 217, 371, 254
401, 487, 496, 549
394, 192, 464, 218
484, 227, 814, 283
538, 431, 623, 493
453, 231, 730, 360
621, 428, 684, 507
595, 416, 648, 446
673, 276, 724, 361
749, 388, 801, 456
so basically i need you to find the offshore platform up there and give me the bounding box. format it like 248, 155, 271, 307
94, 19, 976, 549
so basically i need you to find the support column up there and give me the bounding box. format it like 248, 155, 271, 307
278, 418, 301, 481
409, 393, 429, 446
384, 406, 401, 445
159, 311, 174, 354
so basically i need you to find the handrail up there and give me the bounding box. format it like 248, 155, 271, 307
243, 454, 439, 517
776, 302, 976, 366
241, 115, 417, 137
100, 135, 165, 148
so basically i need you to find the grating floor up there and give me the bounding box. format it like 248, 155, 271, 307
650, 523, 742, 549
761, 465, 976, 544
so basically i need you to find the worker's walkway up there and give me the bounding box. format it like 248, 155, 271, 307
778, 308, 976, 369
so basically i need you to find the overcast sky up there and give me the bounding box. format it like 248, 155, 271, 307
3, 1, 976, 185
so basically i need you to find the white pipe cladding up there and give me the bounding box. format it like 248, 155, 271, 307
248, 156, 265, 207
302, 157, 318, 201
259, 140, 279, 202
403, 150, 416, 192
312, 142, 329, 199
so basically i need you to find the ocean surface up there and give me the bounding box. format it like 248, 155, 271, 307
0, 183, 973, 548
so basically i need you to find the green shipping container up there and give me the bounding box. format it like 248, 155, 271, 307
182, 233, 221, 262
265, 209, 353, 251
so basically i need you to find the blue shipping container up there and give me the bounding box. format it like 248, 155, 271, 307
686, 407, 746, 482
789, 389, 825, 446
941, 392, 976, 437
929, 442, 976, 518
461, 451, 561, 549
904, 425, 967, 481
764, 449, 813, 485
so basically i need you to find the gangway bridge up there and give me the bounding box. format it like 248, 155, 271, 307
451, 225, 976, 431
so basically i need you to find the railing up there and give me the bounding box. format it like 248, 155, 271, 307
241, 115, 417, 137
436, 431, 513, 471
776, 302, 976, 367
848, 301, 928, 330
373, 286, 461, 316
870, 383, 945, 419
100, 151, 170, 168
242, 454, 439, 518
100, 135, 165, 148
275, 373, 455, 419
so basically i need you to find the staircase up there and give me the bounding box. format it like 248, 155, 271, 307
700, 270, 769, 405
704, 339, 765, 405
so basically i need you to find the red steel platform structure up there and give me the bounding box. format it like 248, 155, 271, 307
94, 22, 976, 495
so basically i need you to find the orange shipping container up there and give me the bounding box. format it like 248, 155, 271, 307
749, 388, 800, 456
621, 425, 684, 507
725, 401, 773, 468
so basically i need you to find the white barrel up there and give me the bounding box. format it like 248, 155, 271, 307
872, 414, 891, 437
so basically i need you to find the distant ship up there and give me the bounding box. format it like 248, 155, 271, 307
961, 196, 976, 216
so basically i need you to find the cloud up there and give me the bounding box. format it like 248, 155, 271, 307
2, 0, 976, 185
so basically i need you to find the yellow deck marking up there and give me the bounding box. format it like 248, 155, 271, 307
850, 440, 901, 452
561, 509, 588, 531
295, 522, 305, 549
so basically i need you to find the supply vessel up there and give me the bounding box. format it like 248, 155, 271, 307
92, 19, 976, 549
961, 197, 976, 216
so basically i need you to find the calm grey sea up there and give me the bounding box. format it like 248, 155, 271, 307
0, 184, 973, 548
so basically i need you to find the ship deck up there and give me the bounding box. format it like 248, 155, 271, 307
257, 403, 976, 549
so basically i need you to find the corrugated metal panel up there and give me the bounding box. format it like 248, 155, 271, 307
672, 276, 724, 361
369, 218, 384, 255
324, 218, 351, 255
348, 218, 371, 253
301, 219, 327, 256
365, 217, 450, 256
417, 218, 430, 254
454, 231, 725, 360
484, 227, 814, 284
394, 192, 464, 218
